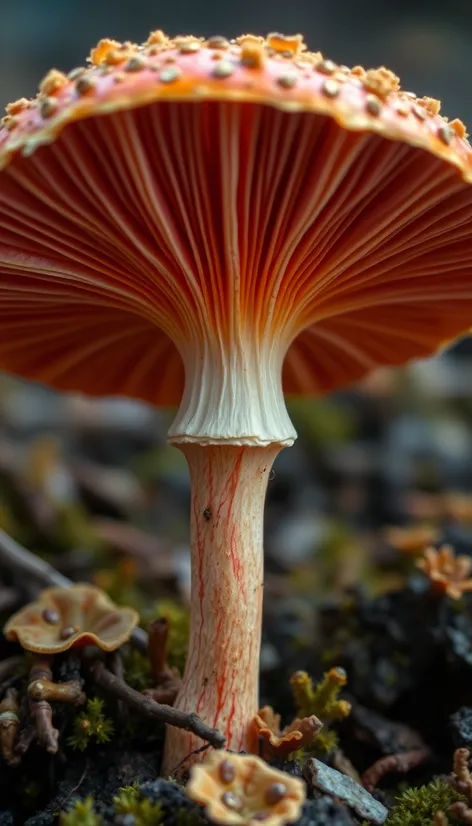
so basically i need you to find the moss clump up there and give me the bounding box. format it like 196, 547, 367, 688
67, 697, 114, 752
386, 779, 467, 826
113, 784, 164, 825
123, 645, 154, 691
290, 667, 351, 754
60, 797, 103, 826
59, 784, 201, 826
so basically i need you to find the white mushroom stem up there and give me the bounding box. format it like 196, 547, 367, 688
168, 336, 296, 446
162, 442, 282, 774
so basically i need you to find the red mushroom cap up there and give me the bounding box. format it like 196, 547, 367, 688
0, 32, 471, 415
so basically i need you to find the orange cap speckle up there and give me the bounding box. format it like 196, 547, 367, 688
266, 32, 306, 57
6, 98, 30, 116
146, 29, 169, 47
89, 38, 123, 66
363, 66, 400, 99
39, 69, 68, 97
419, 96, 442, 117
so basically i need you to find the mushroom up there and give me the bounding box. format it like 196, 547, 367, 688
0, 32, 471, 771
248, 705, 323, 759
3, 584, 139, 653
186, 750, 306, 825
416, 545, 472, 599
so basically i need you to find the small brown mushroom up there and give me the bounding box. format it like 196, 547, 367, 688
3, 584, 139, 654
186, 750, 306, 825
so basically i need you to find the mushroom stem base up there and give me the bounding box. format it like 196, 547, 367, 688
162, 442, 281, 774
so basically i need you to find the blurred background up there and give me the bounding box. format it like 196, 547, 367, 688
0, 1, 472, 637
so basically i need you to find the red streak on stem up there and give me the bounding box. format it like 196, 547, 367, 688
162, 443, 281, 774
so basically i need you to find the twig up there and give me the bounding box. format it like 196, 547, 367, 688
170, 742, 212, 775
0, 587, 20, 614
56, 761, 89, 811
362, 747, 431, 791
0, 529, 148, 651
89, 660, 225, 750
0, 529, 70, 588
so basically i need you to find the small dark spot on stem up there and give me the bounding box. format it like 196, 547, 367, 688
203, 508, 212, 521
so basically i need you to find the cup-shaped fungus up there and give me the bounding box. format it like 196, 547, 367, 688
0, 32, 471, 771
248, 706, 323, 759
3, 584, 139, 653
186, 750, 305, 825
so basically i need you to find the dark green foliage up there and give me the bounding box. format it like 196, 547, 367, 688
386, 779, 466, 826
67, 698, 114, 752
113, 784, 164, 825
60, 797, 103, 826
123, 646, 153, 691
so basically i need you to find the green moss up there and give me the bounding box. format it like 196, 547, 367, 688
59, 786, 205, 826
60, 797, 103, 826
123, 645, 154, 691
386, 779, 466, 826
67, 698, 114, 752
113, 784, 164, 825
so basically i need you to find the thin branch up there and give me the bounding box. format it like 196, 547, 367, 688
362, 747, 431, 791
89, 660, 225, 750
0, 529, 70, 588
0, 529, 148, 651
